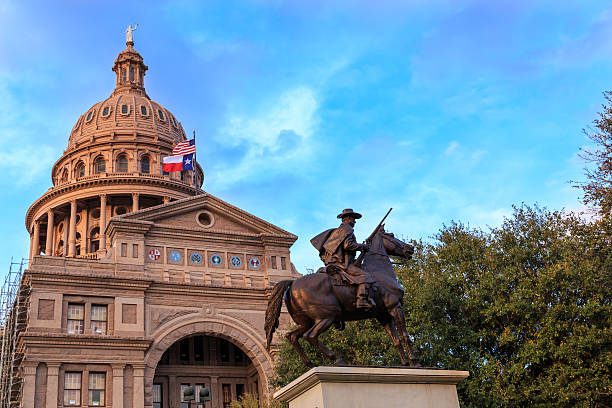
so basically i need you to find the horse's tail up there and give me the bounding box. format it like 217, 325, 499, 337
265, 279, 293, 351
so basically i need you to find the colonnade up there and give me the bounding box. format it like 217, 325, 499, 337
29, 193, 172, 261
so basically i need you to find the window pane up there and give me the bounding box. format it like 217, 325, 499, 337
91, 320, 106, 335
67, 319, 83, 334
65, 372, 82, 389
117, 156, 128, 172
67, 304, 84, 319
180, 384, 190, 408
88, 390, 105, 406
152, 384, 162, 403
89, 372, 105, 389
141, 105, 147, 116
91, 305, 107, 321
122, 105, 128, 114
141, 157, 150, 174
64, 389, 81, 406
96, 159, 106, 173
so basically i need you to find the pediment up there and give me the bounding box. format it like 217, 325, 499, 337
116, 193, 296, 239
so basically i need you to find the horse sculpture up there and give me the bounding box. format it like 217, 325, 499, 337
265, 227, 420, 367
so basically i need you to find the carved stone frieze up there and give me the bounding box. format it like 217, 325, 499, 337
150, 307, 196, 331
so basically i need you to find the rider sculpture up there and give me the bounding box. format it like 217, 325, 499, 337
311, 208, 375, 310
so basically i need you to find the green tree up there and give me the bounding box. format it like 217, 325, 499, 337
576, 91, 612, 216
274, 206, 611, 407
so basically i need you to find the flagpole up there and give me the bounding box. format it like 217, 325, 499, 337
193, 129, 197, 185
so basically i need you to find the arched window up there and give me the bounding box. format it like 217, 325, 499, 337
140, 155, 150, 174
60, 169, 68, 183
75, 162, 85, 178
94, 157, 106, 174
130, 67, 135, 83
90, 227, 100, 253
121, 68, 127, 83
116, 154, 128, 173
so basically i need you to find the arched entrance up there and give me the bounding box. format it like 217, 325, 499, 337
153, 335, 258, 407
144, 317, 274, 408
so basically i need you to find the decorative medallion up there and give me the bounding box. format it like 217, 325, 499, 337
249, 257, 261, 269
230, 256, 242, 267
148, 248, 161, 261
210, 254, 222, 266
190, 252, 203, 264
169, 250, 182, 263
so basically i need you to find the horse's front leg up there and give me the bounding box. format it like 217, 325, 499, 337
380, 317, 408, 366
303, 318, 347, 366
390, 305, 420, 367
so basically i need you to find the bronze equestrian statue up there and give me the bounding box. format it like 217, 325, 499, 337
265, 209, 420, 367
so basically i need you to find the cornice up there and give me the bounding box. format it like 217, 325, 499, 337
26, 269, 152, 290
146, 281, 269, 299
22, 332, 152, 350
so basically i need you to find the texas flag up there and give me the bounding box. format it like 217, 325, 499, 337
163, 154, 194, 172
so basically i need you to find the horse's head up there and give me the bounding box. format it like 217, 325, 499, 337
380, 228, 414, 260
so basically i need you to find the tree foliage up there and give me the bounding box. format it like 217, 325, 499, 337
576, 91, 612, 216
273, 206, 611, 407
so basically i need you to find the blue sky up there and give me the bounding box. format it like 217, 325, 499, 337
1, 0, 611, 274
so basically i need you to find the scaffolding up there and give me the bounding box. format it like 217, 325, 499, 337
0, 258, 31, 408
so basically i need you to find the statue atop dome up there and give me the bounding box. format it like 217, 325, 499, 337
125, 24, 138, 44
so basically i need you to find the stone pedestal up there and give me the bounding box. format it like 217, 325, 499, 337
274, 366, 469, 408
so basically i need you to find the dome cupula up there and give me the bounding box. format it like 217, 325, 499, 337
26, 41, 204, 259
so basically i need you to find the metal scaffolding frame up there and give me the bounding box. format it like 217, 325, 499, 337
0, 258, 31, 408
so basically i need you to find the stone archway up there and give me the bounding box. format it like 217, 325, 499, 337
143, 315, 274, 407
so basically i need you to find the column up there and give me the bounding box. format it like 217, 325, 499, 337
132, 193, 140, 212
22, 362, 37, 408
133, 365, 145, 408
46, 363, 61, 408
62, 216, 69, 256
67, 200, 77, 257
210, 376, 220, 408
45, 210, 54, 256
31, 220, 41, 261
100, 194, 107, 250
168, 375, 177, 408
112, 364, 125, 408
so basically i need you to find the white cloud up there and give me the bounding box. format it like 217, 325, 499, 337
210, 86, 320, 187
444, 140, 459, 156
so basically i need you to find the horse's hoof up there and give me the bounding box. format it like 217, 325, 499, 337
410, 361, 421, 368
334, 359, 348, 366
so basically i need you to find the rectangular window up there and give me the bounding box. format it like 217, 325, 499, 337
180, 384, 190, 408
121, 243, 127, 257
64, 372, 82, 406
67, 303, 84, 334
281, 256, 287, 270
195, 384, 207, 403
222, 384, 232, 408
236, 384, 245, 401
271, 256, 277, 269
88, 372, 105, 406
132, 244, 138, 258
152, 384, 162, 408
91, 305, 107, 335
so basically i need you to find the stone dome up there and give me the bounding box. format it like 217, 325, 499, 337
68, 94, 186, 149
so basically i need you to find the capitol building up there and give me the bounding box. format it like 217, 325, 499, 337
2, 37, 299, 408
